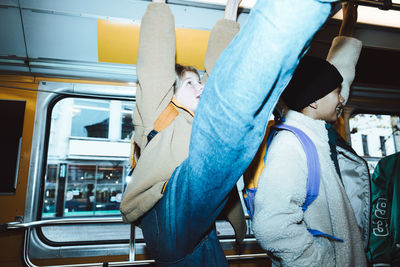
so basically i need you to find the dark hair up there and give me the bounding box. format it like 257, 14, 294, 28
174, 64, 200, 93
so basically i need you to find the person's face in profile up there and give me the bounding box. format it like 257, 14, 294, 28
174, 71, 204, 113
314, 87, 345, 123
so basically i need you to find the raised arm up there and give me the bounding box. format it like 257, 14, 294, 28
326, 0, 362, 105
134, 0, 176, 149
202, 0, 241, 83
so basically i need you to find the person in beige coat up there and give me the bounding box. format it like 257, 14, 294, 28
120, 0, 247, 244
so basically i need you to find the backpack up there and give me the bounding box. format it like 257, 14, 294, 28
243, 122, 343, 242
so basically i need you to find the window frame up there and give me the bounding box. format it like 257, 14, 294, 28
25, 81, 137, 258
38, 97, 132, 246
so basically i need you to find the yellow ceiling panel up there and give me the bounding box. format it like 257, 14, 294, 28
175, 28, 209, 70
97, 20, 140, 65
97, 19, 210, 70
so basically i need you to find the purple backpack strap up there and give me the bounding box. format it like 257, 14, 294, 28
272, 124, 320, 212
260, 124, 343, 242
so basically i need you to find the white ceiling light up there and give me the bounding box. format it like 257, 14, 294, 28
333, 5, 400, 29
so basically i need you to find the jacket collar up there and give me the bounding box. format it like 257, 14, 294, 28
284, 110, 329, 145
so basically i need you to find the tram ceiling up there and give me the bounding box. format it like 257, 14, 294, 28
0, 0, 399, 82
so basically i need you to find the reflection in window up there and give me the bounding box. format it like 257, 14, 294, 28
96, 166, 123, 212
65, 165, 96, 215
121, 103, 134, 140
71, 99, 110, 138
61, 165, 124, 216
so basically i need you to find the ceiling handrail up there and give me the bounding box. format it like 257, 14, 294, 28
356, 0, 400, 11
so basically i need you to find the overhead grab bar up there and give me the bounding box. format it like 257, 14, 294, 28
356, 0, 399, 11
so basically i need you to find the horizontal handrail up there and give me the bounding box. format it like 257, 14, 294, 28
3, 217, 269, 266
4, 217, 124, 230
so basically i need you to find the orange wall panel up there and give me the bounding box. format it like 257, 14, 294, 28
0, 76, 38, 266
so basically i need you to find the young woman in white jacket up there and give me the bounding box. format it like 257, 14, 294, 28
252, 2, 368, 266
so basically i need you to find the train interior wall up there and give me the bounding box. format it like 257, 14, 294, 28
1, 0, 400, 266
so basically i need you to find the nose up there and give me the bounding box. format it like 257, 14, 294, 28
198, 83, 204, 92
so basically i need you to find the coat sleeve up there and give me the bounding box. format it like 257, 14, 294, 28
201, 19, 240, 84
326, 36, 362, 105
134, 3, 176, 150
253, 132, 334, 266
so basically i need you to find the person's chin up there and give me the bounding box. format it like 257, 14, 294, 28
325, 115, 337, 124
330, 117, 338, 124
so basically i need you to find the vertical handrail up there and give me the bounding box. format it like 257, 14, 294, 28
129, 224, 136, 262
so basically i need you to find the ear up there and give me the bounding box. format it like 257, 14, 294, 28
309, 101, 318, 109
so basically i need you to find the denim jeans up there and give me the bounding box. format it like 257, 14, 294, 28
141, 0, 336, 265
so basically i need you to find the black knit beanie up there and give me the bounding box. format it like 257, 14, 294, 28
282, 56, 343, 112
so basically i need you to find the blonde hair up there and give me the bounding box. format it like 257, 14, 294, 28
174, 64, 200, 93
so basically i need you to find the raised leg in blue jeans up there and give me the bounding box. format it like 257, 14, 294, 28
141, 0, 336, 265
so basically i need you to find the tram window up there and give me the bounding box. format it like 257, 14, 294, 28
349, 113, 400, 171
42, 97, 134, 219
